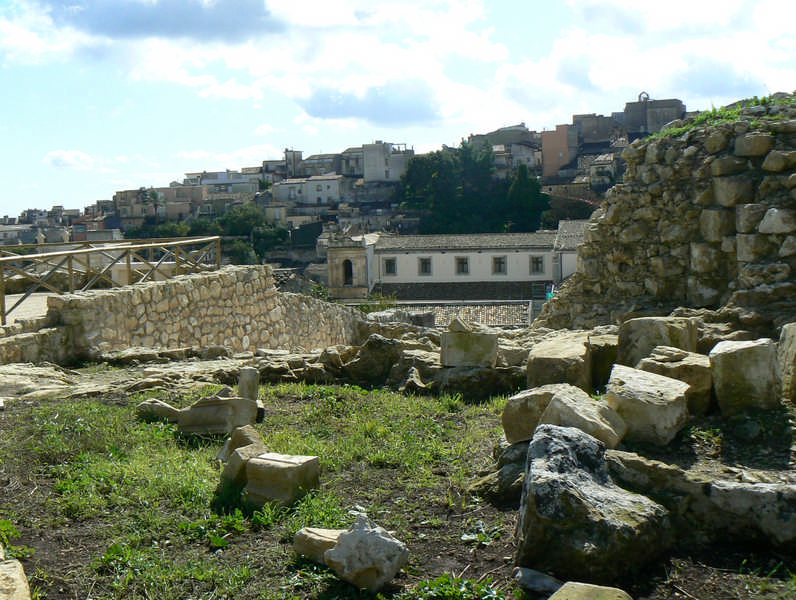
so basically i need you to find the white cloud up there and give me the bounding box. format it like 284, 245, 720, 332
43, 149, 95, 170
253, 123, 276, 136
171, 144, 283, 170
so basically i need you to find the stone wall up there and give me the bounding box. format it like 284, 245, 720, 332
537, 95, 796, 331
0, 266, 364, 364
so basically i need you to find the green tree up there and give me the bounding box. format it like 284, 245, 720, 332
505, 163, 549, 231
218, 202, 267, 236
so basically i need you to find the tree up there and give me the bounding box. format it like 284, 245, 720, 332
505, 163, 549, 232
218, 202, 267, 236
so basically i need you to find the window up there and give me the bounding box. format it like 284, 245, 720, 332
455, 256, 469, 275
384, 257, 397, 275
492, 256, 507, 275
343, 260, 353, 286
530, 256, 545, 274
418, 257, 432, 276
316, 184, 322, 191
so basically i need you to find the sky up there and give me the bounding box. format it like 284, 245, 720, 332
0, 0, 793, 218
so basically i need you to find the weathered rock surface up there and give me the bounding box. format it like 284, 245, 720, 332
513, 567, 563, 596
502, 384, 570, 444
0, 557, 31, 600
238, 366, 260, 401
547, 581, 633, 600
618, 317, 698, 367
293, 527, 345, 565
709, 338, 779, 415
780, 323, 796, 401
636, 346, 713, 415
342, 334, 404, 385
527, 332, 592, 393
243, 452, 320, 507
516, 425, 671, 583
606, 450, 796, 545
538, 385, 627, 449
440, 331, 498, 368
324, 514, 409, 592
605, 365, 690, 446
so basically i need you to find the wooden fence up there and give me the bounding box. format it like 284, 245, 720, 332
0, 236, 221, 325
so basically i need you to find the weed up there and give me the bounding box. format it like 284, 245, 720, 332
0, 519, 35, 560
402, 573, 507, 599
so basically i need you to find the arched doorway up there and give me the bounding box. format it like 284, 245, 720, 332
343, 259, 353, 286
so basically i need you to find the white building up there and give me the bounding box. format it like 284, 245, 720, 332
363, 142, 413, 183
326, 220, 587, 300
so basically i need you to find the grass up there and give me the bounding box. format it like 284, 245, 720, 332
0, 381, 507, 599
653, 93, 796, 139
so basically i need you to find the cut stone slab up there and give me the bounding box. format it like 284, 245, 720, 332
177, 396, 261, 435
238, 366, 260, 401
527, 332, 592, 393
294, 527, 345, 565
440, 331, 498, 367
636, 346, 713, 416
780, 323, 796, 402
618, 316, 697, 367
0, 559, 31, 600
605, 365, 690, 446
135, 398, 181, 421
548, 581, 633, 600
502, 384, 571, 444
324, 514, 409, 592
709, 339, 780, 416
516, 425, 671, 583
538, 385, 627, 449
243, 452, 320, 507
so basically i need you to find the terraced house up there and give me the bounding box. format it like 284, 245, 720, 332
326, 220, 587, 300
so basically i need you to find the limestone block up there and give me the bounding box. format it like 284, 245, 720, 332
736, 233, 773, 262
605, 365, 690, 446
243, 452, 320, 507
762, 150, 796, 172
221, 443, 270, 484
690, 243, 722, 273
758, 208, 796, 234
0, 559, 31, 600
440, 331, 498, 368
136, 398, 181, 422
238, 366, 260, 401
502, 384, 572, 444
699, 208, 735, 242
177, 396, 260, 435
703, 128, 729, 154
710, 155, 746, 176
617, 317, 697, 367
548, 582, 633, 600
294, 527, 345, 565
527, 333, 592, 393
539, 385, 627, 449
780, 236, 796, 258
734, 132, 774, 157
709, 339, 779, 416
780, 323, 796, 402
637, 346, 713, 416
516, 425, 671, 582
713, 176, 753, 207
324, 514, 409, 592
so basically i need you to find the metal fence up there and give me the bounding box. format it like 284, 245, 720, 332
0, 236, 221, 325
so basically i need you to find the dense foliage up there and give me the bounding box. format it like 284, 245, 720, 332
396, 142, 550, 234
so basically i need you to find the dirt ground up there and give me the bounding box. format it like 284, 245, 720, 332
1, 363, 795, 599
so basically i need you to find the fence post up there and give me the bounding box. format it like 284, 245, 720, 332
216, 237, 221, 270
126, 249, 132, 285
68, 255, 74, 292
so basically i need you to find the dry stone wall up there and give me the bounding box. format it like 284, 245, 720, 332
538, 94, 796, 331
9, 265, 364, 363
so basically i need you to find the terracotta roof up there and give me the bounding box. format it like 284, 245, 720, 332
374, 231, 558, 252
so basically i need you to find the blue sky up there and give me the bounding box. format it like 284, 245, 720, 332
1, 0, 792, 218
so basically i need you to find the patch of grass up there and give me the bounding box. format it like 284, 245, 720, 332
401, 573, 507, 599
0, 519, 36, 560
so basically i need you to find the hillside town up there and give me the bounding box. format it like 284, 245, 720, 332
2, 94, 686, 249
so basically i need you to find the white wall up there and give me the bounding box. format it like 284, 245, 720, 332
374, 249, 554, 284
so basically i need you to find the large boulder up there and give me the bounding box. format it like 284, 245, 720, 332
324, 514, 409, 592
502, 384, 571, 444
605, 365, 690, 446
636, 346, 713, 416
539, 385, 627, 449
778, 323, 796, 402
435, 366, 526, 400
516, 425, 672, 584
709, 339, 779, 416
527, 332, 592, 393
548, 582, 633, 600
617, 317, 698, 367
